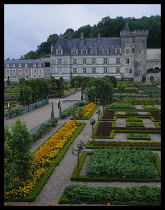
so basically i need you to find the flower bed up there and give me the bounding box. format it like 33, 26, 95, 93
120, 98, 161, 104
73, 102, 98, 120
5, 120, 83, 200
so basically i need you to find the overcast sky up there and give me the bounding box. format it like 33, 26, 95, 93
4, 4, 161, 59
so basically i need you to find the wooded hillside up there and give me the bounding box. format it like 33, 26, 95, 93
19, 15, 161, 59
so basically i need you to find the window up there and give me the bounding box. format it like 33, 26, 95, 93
12, 64, 15, 67
116, 48, 120, 54
12, 69, 16, 74
126, 49, 130, 54
139, 49, 143, 53
6, 69, 10, 74
125, 58, 129, 64
6, 64, 9, 67
130, 69, 132, 74
38, 63, 41, 67
83, 58, 86, 64
92, 68, 96, 73
19, 64, 22, 67
33, 64, 36, 67
104, 67, 107, 73
12, 75, 17, 79
58, 59, 62, 65
25, 69, 28, 73
92, 58, 96, 64
73, 68, 77, 73
91, 49, 96, 54
116, 58, 120, 64
19, 69, 22, 74
83, 68, 86, 73
25, 64, 28, 67
103, 58, 108, 64
73, 59, 77, 64
38, 75, 41, 78
102, 49, 109, 54
56, 49, 62, 55
116, 67, 120, 73
82, 49, 87, 55
34, 75, 37, 78
132, 48, 134, 53
33, 69, 37, 74
133, 39, 135, 43
72, 49, 77, 55
38, 69, 42, 73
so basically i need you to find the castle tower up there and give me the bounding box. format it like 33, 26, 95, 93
120, 22, 149, 81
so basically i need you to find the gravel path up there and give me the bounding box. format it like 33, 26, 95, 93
5, 92, 161, 206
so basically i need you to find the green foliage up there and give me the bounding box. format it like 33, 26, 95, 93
142, 76, 146, 83
31, 118, 58, 141
86, 148, 158, 179
4, 120, 32, 193
109, 102, 134, 109
59, 184, 161, 205
85, 77, 114, 104
21, 86, 33, 105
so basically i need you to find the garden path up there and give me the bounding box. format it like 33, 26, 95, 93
4, 91, 82, 131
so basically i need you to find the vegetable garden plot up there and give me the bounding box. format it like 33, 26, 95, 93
71, 149, 161, 182
86, 148, 160, 179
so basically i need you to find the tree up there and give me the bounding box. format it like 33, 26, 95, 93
142, 76, 146, 83
104, 76, 117, 88
150, 76, 154, 83
4, 125, 17, 192
86, 86, 97, 102
85, 77, 114, 104
22, 86, 33, 105
4, 120, 32, 192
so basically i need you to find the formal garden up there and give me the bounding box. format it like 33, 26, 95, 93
4, 76, 161, 206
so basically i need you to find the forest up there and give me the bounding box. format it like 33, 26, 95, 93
18, 15, 160, 60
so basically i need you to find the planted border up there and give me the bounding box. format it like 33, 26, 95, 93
5, 122, 86, 202
70, 151, 161, 182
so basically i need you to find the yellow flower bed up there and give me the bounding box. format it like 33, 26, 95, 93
64, 88, 76, 94
5, 120, 81, 198
76, 102, 97, 118
119, 98, 161, 103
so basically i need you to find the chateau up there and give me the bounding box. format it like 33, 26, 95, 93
50, 22, 160, 81
4, 23, 161, 82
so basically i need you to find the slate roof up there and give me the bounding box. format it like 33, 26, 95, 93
51, 34, 121, 56
4, 59, 45, 68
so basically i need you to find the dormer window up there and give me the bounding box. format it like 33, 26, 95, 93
115, 48, 121, 54
25, 64, 28, 67
102, 49, 109, 54
56, 45, 63, 55
33, 63, 36, 67
19, 64, 22, 67
90, 49, 97, 55
81, 49, 87, 55
71, 49, 78, 55
6, 64, 9, 67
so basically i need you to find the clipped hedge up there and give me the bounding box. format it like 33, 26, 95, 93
85, 140, 161, 150
126, 133, 151, 140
